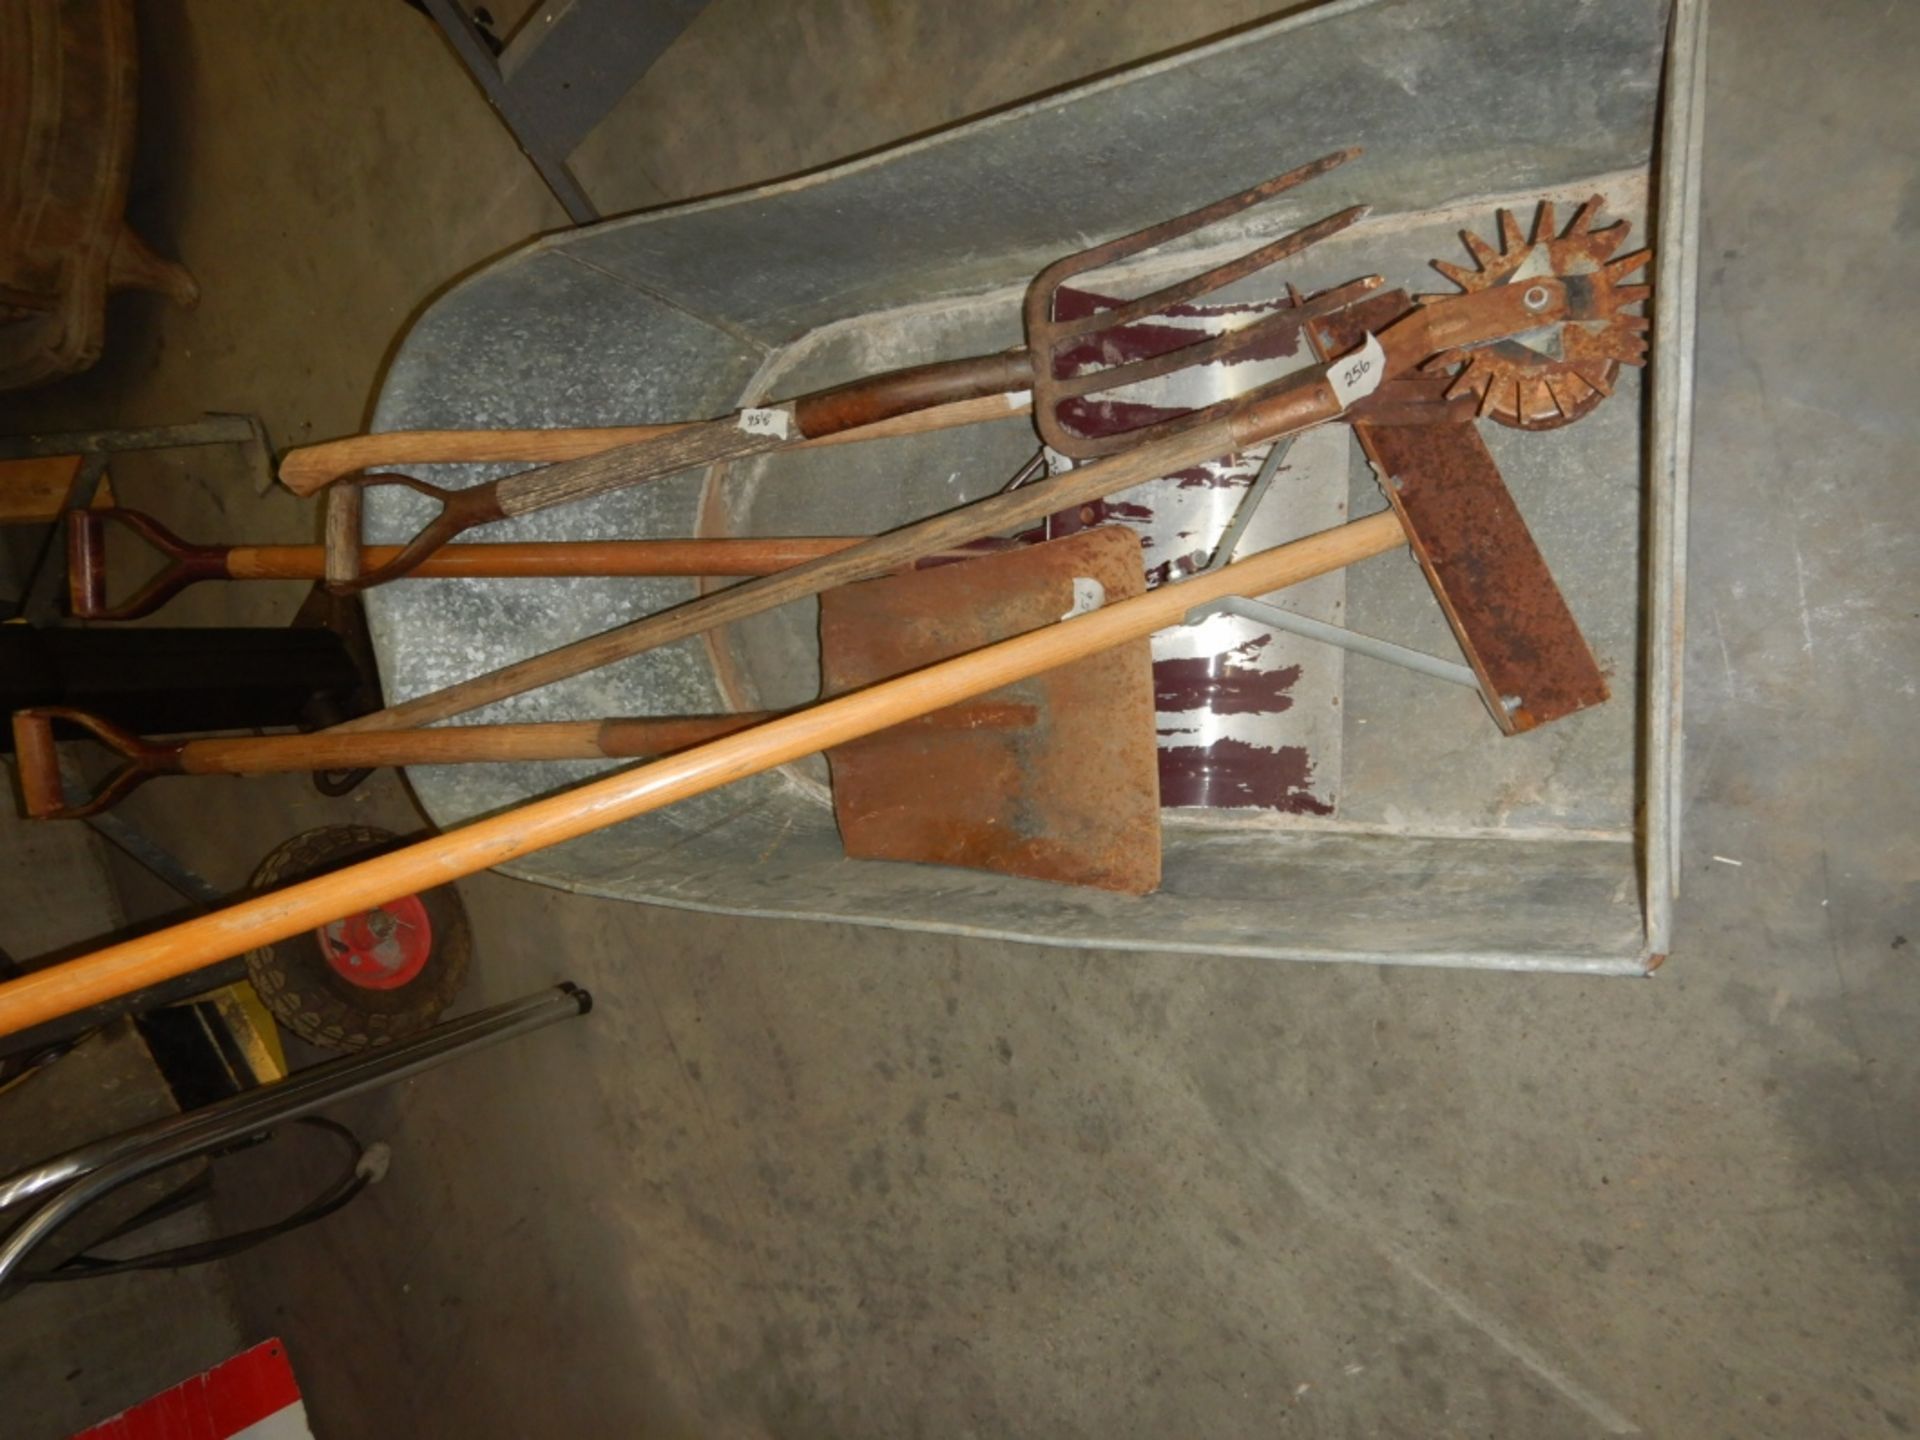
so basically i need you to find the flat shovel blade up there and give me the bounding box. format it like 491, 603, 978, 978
819, 527, 1161, 894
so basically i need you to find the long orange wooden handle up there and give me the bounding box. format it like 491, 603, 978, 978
277, 392, 1033, 497
0, 511, 1402, 1037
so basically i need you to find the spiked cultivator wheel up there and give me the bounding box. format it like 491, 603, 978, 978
1425, 197, 1651, 430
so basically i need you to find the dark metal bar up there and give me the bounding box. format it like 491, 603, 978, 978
0, 416, 262, 462
0, 984, 592, 1287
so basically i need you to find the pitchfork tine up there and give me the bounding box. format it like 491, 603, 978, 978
1045, 272, 1384, 403
1037, 147, 1360, 283
1024, 149, 1372, 462
1029, 148, 1364, 340
1045, 203, 1373, 343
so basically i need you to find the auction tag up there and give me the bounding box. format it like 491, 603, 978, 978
737, 406, 793, 440
1327, 332, 1386, 408
1061, 576, 1106, 620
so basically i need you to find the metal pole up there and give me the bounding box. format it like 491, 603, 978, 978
0, 416, 264, 461
0, 984, 590, 1287
1186, 594, 1483, 690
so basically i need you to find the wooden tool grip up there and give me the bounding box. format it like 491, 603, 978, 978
324, 484, 363, 587
792, 350, 1030, 437
277, 393, 1035, 497
173, 714, 774, 775
327, 360, 1351, 735
65, 510, 110, 617
490, 414, 778, 520
0, 512, 1403, 1035
65, 507, 234, 621
10, 712, 67, 820
230, 537, 872, 580
278, 424, 686, 496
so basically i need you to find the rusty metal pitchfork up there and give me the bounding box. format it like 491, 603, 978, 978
317, 148, 1376, 590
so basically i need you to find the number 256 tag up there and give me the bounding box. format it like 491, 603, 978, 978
1328, 332, 1387, 408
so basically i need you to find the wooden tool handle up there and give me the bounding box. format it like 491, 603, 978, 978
71, 507, 1004, 620
13, 708, 779, 818
10, 708, 178, 820
790, 350, 1030, 436
279, 423, 686, 497
9, 712, 68, 820
277, 392, 1032, 497
487, 413, 784, 521
232, 536, 872, 581
483, 352, 1024, 532
0, 511, 1404, 1036
174, 714, 772, 776
323, 484, 362, 588
329, 365, 1346, 735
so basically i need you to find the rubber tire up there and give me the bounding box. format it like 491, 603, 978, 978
243, 824, 471, 1051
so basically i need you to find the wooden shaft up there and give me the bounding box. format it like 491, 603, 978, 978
488, 355, 1040, 521
224, 536, 880, 581
489, 414, 779, 520
791, 350, 1031, 436
173, 714, 772, 776
277, 392, 1032, 497
0, 510, 1403, 1037
329, 370, 1343, 736
163, 701, 1035, 779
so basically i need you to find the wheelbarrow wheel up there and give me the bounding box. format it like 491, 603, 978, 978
243, 824, 471, 1051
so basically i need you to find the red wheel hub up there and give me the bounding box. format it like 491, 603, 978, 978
315, 896, 432, 990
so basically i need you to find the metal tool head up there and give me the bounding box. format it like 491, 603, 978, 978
1423, 196, 1652, 429
1023, 149, 1374, 460
819, 527, 1162, 894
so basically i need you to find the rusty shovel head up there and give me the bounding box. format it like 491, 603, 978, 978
819, 527, 1162, 895
1023, 147, 1374, 460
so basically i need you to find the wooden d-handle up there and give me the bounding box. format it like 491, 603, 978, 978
10, 711, 68, 819
68, 508, 234, 621
10, 708, 182, 820
322, 472, 513, 593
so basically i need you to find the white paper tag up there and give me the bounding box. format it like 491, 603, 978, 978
737, 406, 793, 440
1327, 332, 1386, 408
1061, 576, 1106, 621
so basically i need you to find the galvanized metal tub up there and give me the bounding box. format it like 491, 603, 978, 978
366, 0, 1704, 973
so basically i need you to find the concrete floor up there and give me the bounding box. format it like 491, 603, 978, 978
4, 0, 1916, 1434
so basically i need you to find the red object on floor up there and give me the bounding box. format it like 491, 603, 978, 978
74, 1338, 309, 1439
315, 894, 433, 990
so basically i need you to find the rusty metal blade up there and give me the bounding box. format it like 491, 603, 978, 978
1309, 293, 1609, 733
818, 528, 1162, 893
